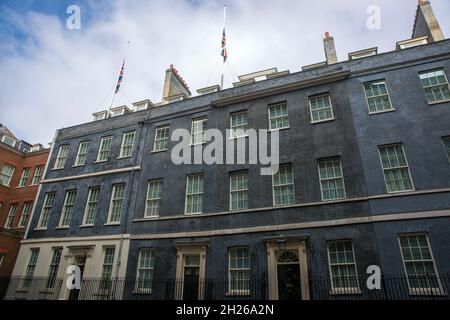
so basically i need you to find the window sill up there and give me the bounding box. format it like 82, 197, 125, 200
321, 196, 346, 202
311, 118, 335, 125
55, 226, 69, 230
94, 160, 108, 164
79, 224, 94, 228
184, 212, 202, 216
268, 126, 290, 132
226, 290, 250, 296
228, 135, 249, 140
16, 186, 26, 189
15, 289, 30, 294
104, 222, 121, 226
189, 142, 207, 147
133, 289, 153, 295
151, 149, 168, 154
141, 216, 160, 220
72, 164, 86, 168
34, 227, 47, 231
368, 108, 396, 115
51, 167, 64, 171
409, 288, 446, 296
117, 156, 132, 160
428, 99, 450, 106
386, 188, 415, 195
329, 288, 361, 295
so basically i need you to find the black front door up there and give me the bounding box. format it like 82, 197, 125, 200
183, 255, 200, 300
277, 264, 301, 300
68, 256, 86, 300
183, 266, 200, 300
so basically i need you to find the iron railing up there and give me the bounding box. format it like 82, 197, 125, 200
2, 274, 449, 300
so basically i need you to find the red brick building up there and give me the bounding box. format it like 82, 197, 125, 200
0, 124, 49, 295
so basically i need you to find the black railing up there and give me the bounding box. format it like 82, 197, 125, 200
2, 275, 449, 300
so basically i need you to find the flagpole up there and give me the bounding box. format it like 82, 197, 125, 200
220, 4, 227, 90
108, 41, 130, 117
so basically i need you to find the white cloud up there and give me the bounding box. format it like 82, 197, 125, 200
0, 0, 449, 144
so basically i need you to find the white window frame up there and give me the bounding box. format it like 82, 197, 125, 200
46, 248, 62, 289
378, 144, 415, 194
18, 167, 30, 187
228, 247, 251, 295
58, 190, 77, 227
100, 247, 116, 291
31, 166, 43, 185
419, 69, 450, 105
398, 233, 444, 296
107, 184, 125, 224
23, 248, 39, 288
4, 203, 18, 229
54, 145, 69, 169
272, 164, 295, 207
135, 249, 155, 293
317, 158, 346, 201
229, 171, 249, 211
327, 240, 360, 295
0, 164, 15, 187
309, 93, 335, 123
82, 186, 100, 226
144, 179, 163, 218
18, 201, 33, 228
190, 118, 207, 145
268, 102, 290, 131
363, 80, 395, 114
119, 132, 135, 158
37, 192, 56, 229
74, 141, 90, 166
96, 136, 113, 162
185, 174, 204, 215
0, 253, 4, 268
152, 126, 170, 152
229, 111, 248, 139
1, 135, 17, 147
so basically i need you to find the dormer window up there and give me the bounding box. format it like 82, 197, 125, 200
110, 105, 131, 117
396, 36, 428, 50
92, 111, 108, 121
133, 100, 155, 111
1, 135, 17, 147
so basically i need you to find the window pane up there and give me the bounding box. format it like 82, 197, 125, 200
273, 165, 295, 206
419, 69, 450, 104
145, 180, 163, 217
186, 175, 204, 214
0, 164, 15, 186
327, 240, 359, 289
399, 234, 440, 290
309, 94, 334, 122
230, 171, 249, 210
379, 145, 413, 193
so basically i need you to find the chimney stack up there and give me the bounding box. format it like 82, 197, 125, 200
412, 0, 444, 42
323, 32, 338, 65
162, 64, 191, 105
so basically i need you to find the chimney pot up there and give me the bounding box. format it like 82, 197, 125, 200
325, 32, 330, 38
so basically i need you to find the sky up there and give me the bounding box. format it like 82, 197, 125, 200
0, 0, 449, 145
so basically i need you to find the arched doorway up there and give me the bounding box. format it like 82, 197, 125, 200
276, 251, 301, 300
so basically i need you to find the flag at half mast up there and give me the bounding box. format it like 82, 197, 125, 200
221, 28, 227, 62
115, 59, 125, 94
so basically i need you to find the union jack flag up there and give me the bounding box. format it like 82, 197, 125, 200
221, 28, 227, 62
115, 59, 125, 94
